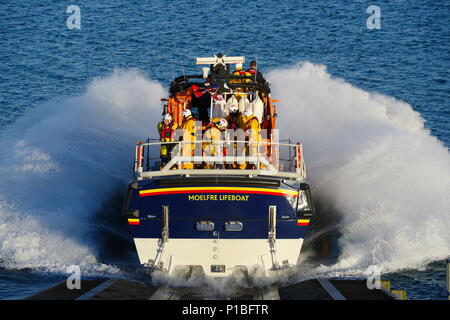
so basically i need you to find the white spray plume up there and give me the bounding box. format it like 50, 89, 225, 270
0, 69, 165, 273
268, 62, 450, 273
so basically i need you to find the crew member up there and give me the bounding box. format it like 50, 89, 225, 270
203, 118, 228, 169
181, 109, 196, 169
239, 109, 261, 169
157, 113, 178, 168
224, 104, 242, 169
225, 104, 241, 130
247, 60, 266, 84
230, 63, 251, 98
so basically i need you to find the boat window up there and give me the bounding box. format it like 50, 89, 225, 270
297, 190, 311, 212
196, 221, 215, 231
224, 221, 243, 232
123, 184, 140, 217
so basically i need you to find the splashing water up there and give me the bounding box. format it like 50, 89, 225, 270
0, 69, 165, 275
150, 265, 282, 298
268, 62, 450, 275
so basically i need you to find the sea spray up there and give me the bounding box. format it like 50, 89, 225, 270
0, 69, 165, 273
268, 62, 450, 274
151, 264, 280, 297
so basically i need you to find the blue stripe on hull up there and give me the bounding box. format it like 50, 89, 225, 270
126, 180, 312, 240
140, 193, 297, 219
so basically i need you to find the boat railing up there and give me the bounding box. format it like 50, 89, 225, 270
134, 139, 306, 181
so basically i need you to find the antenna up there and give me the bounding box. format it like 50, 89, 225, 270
169, 53, 175, 80
254, 56, 258, 83
179, 54, 186, 80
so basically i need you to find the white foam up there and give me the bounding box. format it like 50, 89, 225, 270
151, 264, 280, 297
0, 69, 165, 274
268, 62, 450, 273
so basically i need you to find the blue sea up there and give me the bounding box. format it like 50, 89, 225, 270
0, 0, 449, 299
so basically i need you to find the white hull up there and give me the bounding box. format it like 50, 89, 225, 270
133, 238, 304, 277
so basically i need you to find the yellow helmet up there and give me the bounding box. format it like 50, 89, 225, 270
216, 118, 228, 130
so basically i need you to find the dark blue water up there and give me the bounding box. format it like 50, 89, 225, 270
0, 0, 448, 299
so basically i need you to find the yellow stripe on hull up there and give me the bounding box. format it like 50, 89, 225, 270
139, 186, 298, 196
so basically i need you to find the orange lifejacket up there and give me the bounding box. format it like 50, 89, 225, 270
247, 67, 257, 75
231, 68, 251, 83
159, 121, 177, 142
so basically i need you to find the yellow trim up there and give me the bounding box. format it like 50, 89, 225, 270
127, 218, 140, 223
139, 186, 298, 196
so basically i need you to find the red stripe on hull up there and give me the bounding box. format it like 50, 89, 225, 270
140, 190, 297, 197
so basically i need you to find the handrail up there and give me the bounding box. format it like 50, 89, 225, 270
138, 140, 299, 148
134, 139, 306, 181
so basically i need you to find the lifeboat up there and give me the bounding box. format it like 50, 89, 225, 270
123, 54, 315, 277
